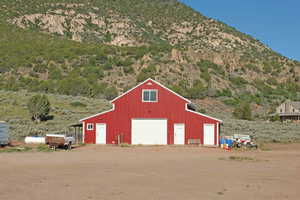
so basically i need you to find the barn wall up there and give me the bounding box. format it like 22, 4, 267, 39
83, 79, 220, 145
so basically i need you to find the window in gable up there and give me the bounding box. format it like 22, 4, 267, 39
142, 90, 158, 102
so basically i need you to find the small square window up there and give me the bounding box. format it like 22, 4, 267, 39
143, 90, 157, 102
87, 123, 94, 130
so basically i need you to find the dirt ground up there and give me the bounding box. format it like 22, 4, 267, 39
0, 144, 299, 200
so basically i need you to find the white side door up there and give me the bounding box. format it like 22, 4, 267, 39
174, 124, 185, 145
204, 124, 215, 145
96, 124, 106, 144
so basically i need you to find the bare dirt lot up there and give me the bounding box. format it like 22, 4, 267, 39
0, 144, 300, 200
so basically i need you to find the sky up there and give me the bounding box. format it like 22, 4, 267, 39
179, 0, 300, 61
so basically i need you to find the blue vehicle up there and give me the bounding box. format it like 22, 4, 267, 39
0, 121, 9, 146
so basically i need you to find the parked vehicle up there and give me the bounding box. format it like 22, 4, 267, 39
45, 134, 75, 150
0, 121, 9, 147
233, 134, 258, 149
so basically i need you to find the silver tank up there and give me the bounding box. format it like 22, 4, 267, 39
0, 121, 9, 146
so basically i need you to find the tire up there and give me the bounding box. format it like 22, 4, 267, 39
66, 142, 72, 150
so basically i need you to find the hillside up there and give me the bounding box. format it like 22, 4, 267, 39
0, 0, 300, 111
1, 90, 300, 143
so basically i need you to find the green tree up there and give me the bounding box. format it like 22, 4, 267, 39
27, 94, 51, 122
233, 103, 252, 120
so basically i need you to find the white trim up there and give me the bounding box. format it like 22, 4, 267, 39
185, 104, 223, 122
87, 123, 94, 131
82, 122, 85, 143
216, 122, 219, 146
110, 78, 191, 103
142, 89, 158, 102
79, 104, 115, 122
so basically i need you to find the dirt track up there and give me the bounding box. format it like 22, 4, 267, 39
0, 144, 299, 200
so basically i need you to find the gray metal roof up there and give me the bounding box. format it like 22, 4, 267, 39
290, 101, 300, 109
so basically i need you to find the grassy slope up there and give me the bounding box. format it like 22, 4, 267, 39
0, 0, 299, 142
0, 90, 111, 140
1, 90, 300, 143
197, 99, 300, 143
0, 0, 299, 108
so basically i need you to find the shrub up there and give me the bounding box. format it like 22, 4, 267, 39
233, 103, 252, 120
104, 86, 118, 100
81, 66, 104, 80
244, 64, 260, 73
136, 65, 157, 82
223, 98, 239, 106
200, 70, 211, 83
216, 88, 232, 97
70, 101, 87, 107
123, 65, 135, 74
187, 79, 206, 99
27, 94, 51, 122
58, 76, 91, 96
270, 114, 280, 122
229, 76, 248, 87
263, 63, 272, 74
197, 59, 225, 76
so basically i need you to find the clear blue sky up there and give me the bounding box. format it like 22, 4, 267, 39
179, 0, 300, 61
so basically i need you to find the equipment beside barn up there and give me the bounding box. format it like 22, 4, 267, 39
0, 121, 9, 146
45, 134, 75, 150
220, 135, 258, 150
25, 136, 45, 144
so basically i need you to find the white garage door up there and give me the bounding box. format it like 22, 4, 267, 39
131, 119, 167, 145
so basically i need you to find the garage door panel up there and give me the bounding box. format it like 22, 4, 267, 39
132, 119, 167, 145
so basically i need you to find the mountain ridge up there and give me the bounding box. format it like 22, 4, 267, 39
0, 0, 299, 110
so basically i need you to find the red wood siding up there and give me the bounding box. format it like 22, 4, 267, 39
82, 79, 221, 145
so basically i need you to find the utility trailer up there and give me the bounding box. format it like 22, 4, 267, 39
0, 121, 9, 147
45, 134, 75, 150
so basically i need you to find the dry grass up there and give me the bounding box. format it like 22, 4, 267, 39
1, 90, 300, 144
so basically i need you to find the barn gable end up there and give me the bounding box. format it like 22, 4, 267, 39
80, 78, 222, 145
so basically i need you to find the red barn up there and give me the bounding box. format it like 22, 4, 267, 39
80, 78, 222, 146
